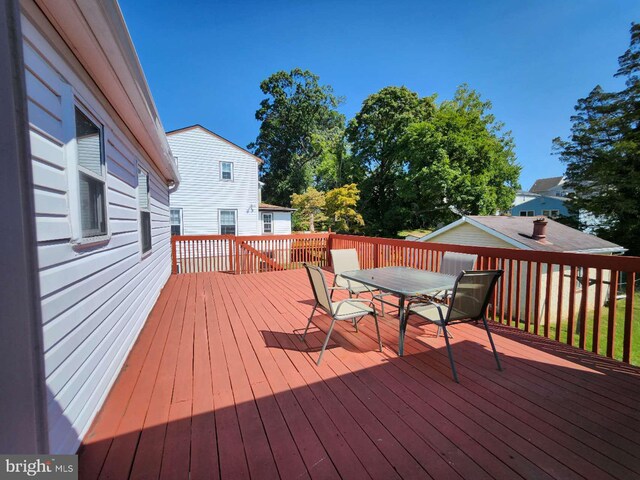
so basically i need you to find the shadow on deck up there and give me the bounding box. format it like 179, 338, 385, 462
78, 270, 640, 480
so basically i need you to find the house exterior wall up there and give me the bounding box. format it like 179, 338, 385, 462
168, 128, 260, 235
260, 211, 292, 235
425, 222, 610, 327
511, 196, 570, 218
22, 11, 171, 454
426, 223, 515, 249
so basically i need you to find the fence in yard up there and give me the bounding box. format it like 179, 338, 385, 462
172, 232, 640, 365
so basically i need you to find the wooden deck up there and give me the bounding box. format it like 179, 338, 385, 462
79, 269, 640, 480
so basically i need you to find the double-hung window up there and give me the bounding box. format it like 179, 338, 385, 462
220, 161, 233, 181
519, 210, 535, 217
170, 208, 182, 236
220, 210, 236, 235
542, 209, 560, 218
138, 168, 152, 253
262, 213, 273, 234
75, 107, 107, 238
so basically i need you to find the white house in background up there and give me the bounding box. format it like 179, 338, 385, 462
419, 216, 625, 326
167, 125, 293, 236
1, 0, 179, 454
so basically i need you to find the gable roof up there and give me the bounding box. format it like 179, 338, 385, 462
166, 124, 264, 164
530, 176, 564, 193
258, 203, 295, 212
421, 216, 625, 254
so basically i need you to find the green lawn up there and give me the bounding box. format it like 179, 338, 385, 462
542, 292, 640, 366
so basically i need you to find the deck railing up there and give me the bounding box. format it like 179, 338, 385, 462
171, 233, 329, 275
171, 232, 639, 365
331, 234, 639, 365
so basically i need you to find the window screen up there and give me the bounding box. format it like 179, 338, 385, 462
220, 210, 236, 235
138, 169, 152, 253
221, 162, 233, 181
75, 107, 107, 238
263, 213, 272, 233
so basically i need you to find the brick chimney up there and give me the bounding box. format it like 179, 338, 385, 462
532, 218, 548, 241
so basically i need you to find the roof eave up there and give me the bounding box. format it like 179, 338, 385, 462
34, 0, 180, 188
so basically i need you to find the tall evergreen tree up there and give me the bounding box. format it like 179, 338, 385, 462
554, 24, 640, 255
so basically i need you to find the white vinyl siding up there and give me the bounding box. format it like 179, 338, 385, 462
168, 127, 261, 235
271, 211, 293, 234
22, 12, 172, 454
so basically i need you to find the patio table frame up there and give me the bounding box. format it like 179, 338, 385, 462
340, 266, 457, 356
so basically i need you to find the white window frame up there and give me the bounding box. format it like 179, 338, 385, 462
262, 213, 273, 234
219, 209, 237, 235
220, 161, 234, 182
519, 210, 535, 217
138, 167, 152, 255
170, 208, 183, 236
542, 209, 560, 218
66, 100, 110, 245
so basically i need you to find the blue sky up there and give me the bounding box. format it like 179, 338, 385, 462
120, 0, 638, 190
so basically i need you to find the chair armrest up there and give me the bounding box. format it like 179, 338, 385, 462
406, 298, 446, 322
333, 298, 377, 316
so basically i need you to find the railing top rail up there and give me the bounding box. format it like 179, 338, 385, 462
331, 233, 640, 272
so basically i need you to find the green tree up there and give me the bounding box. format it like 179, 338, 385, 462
553, 24, 640, 255
325, 183, 365, 233
250, 69, 345, 206
346, 86, 435, 236
400, 85, 520, 229
290, 187, 326, 231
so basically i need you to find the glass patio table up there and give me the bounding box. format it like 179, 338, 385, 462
340, 266, 457, 356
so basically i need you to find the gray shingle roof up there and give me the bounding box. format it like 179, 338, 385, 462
529, 176, 564, 194
468, 216, 624, 253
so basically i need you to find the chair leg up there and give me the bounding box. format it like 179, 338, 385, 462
300, 303, 317, 341
436, 325, 453, 339
317, 318, 338, 365
482, 315, 503, 371
380, 297, 385, 317
353, 317, 360, 333
441, 323, 459, 383
372, 310, 383, 352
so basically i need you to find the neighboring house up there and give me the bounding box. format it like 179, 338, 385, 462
511, 176, 572, 218
419, 216, 625, 325
167, 125, 293, 236
530, 175, 571, 197
511, 193, 570, 219
2, 0, 179, 454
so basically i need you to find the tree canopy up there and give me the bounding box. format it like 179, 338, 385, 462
400, 85, 520, 229
554, 24, 640, 254
249, 69, 345, 206
252, 70, 521, 237
346, 86, 435, 236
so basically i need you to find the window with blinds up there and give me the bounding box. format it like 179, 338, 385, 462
262, 213, 273, 234
220, 161, 233, 181
138, 168, 152, 253
75, 107, 107, 238
220, 210, 236, 235
170, 208, 182, 236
